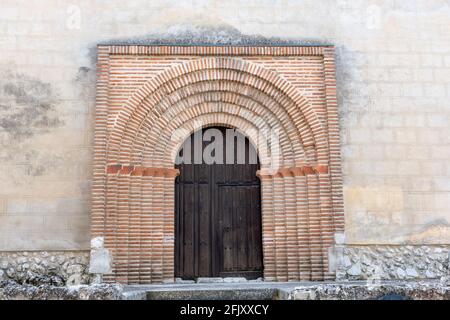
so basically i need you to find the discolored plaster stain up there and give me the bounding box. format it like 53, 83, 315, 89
25, 150, 65, 177
91, 22, 360, 153
26, 163, 46, 177
86, 22, 333, 70
73, 66, 96, 105
0, 143, 66, 179
334, 46, 373, 123
0, 69, 63, 141
75, 67, 91, 83
0, 69, 66, 179
396, 220, 450, 244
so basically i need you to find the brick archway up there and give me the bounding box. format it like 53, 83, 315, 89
92, 46, 344, 284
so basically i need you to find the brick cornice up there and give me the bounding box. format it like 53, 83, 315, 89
109, 56, 328, 167
100, 45, 330, 56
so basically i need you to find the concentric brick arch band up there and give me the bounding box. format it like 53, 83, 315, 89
92, 45, 344, 284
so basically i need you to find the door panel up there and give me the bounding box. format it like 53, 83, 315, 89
217, 185, 262, 278
181, 184, 195, 278
175, 127, 263, 279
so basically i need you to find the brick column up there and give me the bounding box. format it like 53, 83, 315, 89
104, 165, 179, 284
258, 166, 331, 281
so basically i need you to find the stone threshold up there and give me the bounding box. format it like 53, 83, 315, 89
1, 279, 449, 300
175, 277, 264, 284
122, 279, 450, 300
123, 280, 302, 300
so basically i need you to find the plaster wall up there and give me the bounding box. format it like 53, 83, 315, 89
0, 0, 449, 250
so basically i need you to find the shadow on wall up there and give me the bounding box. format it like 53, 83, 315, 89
84, 22, 362, 146
83, 22, 361, 118
98, 23, 332, 46
81, 21, 363, 143
84, 22, 337, 66
86, 22, 362, 122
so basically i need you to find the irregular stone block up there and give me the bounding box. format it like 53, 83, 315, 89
196, 277, 224, 283
88, 249, 112, 274
90, 237, 104, 250
223, 277, 247, 283
336, 245, 450, 281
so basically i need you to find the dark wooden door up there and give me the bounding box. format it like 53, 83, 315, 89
175, 127, 263, 279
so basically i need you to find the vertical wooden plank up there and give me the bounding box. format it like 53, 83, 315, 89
221, 186, 233, 271
238, 187, 248, 271
198, 183, 210, 277
183, 184, 195, 278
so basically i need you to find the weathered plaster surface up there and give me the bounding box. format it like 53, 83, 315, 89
0, 0, 449, 250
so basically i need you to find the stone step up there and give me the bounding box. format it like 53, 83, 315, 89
123, 281, 306, 300
146, 288, 280, 300
178, 277, 261, 284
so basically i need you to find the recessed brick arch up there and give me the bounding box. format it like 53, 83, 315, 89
108, 57, 329, 166
136, 88, 306, 167
158, 113, 286, 168
92, 45, 344, 284
141, 97, 301, 168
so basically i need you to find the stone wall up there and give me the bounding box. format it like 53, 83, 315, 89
290, 281, 450, 300
332, 245, 450, 281
0, 1, 449, 259
0, 251, 91, 285
0, 281, 122, 300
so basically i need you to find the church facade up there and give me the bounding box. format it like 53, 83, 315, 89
0, 1, 449, 286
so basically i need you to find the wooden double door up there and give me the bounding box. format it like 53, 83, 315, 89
175, 127, 263, 279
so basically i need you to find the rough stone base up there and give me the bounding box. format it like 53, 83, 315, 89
1, 280, 449, 300
290, 280, 450, 300
124, 280, 450, 300
0, 251, 91, 286
0, 280, 123, 300
331, 245, 450, 281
